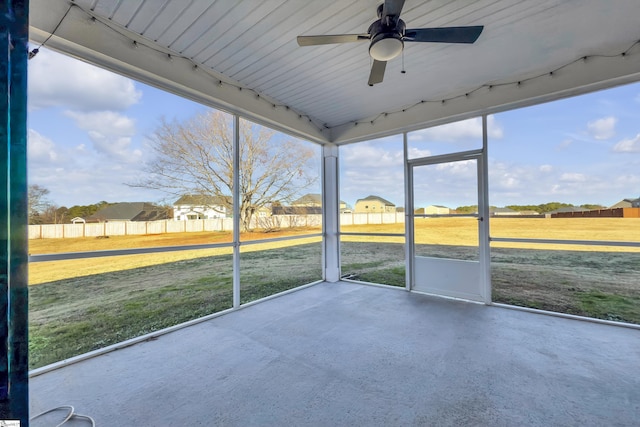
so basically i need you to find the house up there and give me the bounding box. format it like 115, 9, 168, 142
354, 195, 396, 213
490, 207, 518, 216
609, 198, 640, 209
291, 193, 322, 207
292, 193, 348, 210
425, 205, 451, 215
173, 194, 230, 220
548, 206, 588, 214
287, 193, 323, 214
281, 193, 348, 214
87, 202, 170, 222
271, 205, 322, 215
255, 206, 272, 218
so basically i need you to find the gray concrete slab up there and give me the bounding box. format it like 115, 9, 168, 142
30, 282, 640, 426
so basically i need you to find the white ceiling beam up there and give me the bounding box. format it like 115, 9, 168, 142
329, 50, 640, 144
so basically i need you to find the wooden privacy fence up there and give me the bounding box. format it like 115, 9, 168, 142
551, 207, 640, 218
28, 212, 406, 239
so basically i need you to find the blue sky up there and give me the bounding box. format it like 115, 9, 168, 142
28, 47, 640, 209
341, 84, 640, 209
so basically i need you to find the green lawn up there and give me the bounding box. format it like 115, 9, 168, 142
30, 244, 321, 369
29, 240, 639, 369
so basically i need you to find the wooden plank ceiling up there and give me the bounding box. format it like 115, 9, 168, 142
29, 0, 640, 144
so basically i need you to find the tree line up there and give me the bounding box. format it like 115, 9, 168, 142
455, 202, 606, 214
28, 184, 112, 225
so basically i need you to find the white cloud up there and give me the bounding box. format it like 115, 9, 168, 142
341, 142, 404, 168
487, 157, 640, 207
26, 50, 166, 206
612, 134, 640, 152
556, 139, 573, 150
407, 147, 432, 158
586, 116, 617, 140
489, 162, 531, 194
412, 161, 478, 207
27, 130, 157, 206
559, 173, 587, 182
29, 158, 164, 206
28, 129, 59, 164
340, 141, 405, 206
28, 48, 141, 111
613, 174, 640, 187
434, 159, 476, 177
65, 110, 136, 135
64, 111, 141, 162
409, 115, 503, 142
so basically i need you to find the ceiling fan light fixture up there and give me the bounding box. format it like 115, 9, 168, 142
369, 34, 404, 61
296, 0, 484, 85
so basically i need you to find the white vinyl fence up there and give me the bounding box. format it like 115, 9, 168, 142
29, 212, 405, 239
339, 212, 404, 226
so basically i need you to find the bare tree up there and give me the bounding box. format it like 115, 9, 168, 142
28, 184, 51, 224
132, 111, 318, 231
40, 205, 68, 224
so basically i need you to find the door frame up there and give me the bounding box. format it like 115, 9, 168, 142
404, 124, 491, 303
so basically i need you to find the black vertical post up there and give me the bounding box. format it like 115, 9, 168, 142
0, 0, 30, 425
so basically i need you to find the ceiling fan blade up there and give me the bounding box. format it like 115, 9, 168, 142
297, 34, 370, 46
382, 0, 406, 18
404, 26, 484, 44
368, 60, 387, 86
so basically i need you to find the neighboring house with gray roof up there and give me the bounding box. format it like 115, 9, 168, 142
354, 195, 396, 213
291, 193, 348, 211
425, 205, 451, 215
609, 197, 640, 209
490, 207, 518, 216
173, 194, 230, 220
271, 205, 322, 215
548, 206, 588, 214
87, 202, 170, 222
291, 193, 323, 207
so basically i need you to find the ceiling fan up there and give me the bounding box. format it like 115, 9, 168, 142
297, 0, 484, 86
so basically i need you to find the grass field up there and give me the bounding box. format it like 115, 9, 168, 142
28, 229, 321, 284
28, 218, 640, 369
29, 240, 322, 368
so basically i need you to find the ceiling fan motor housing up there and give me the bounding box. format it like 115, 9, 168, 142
296, 1, 484, 85
368, 18, 406, 61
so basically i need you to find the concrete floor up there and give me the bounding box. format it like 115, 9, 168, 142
30, 281, 639, 426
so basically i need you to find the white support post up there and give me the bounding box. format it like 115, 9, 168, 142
322, 143, 340, 282
403, 132, 413, 291
232, 114, 241, 307
479, 115, 491, 304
